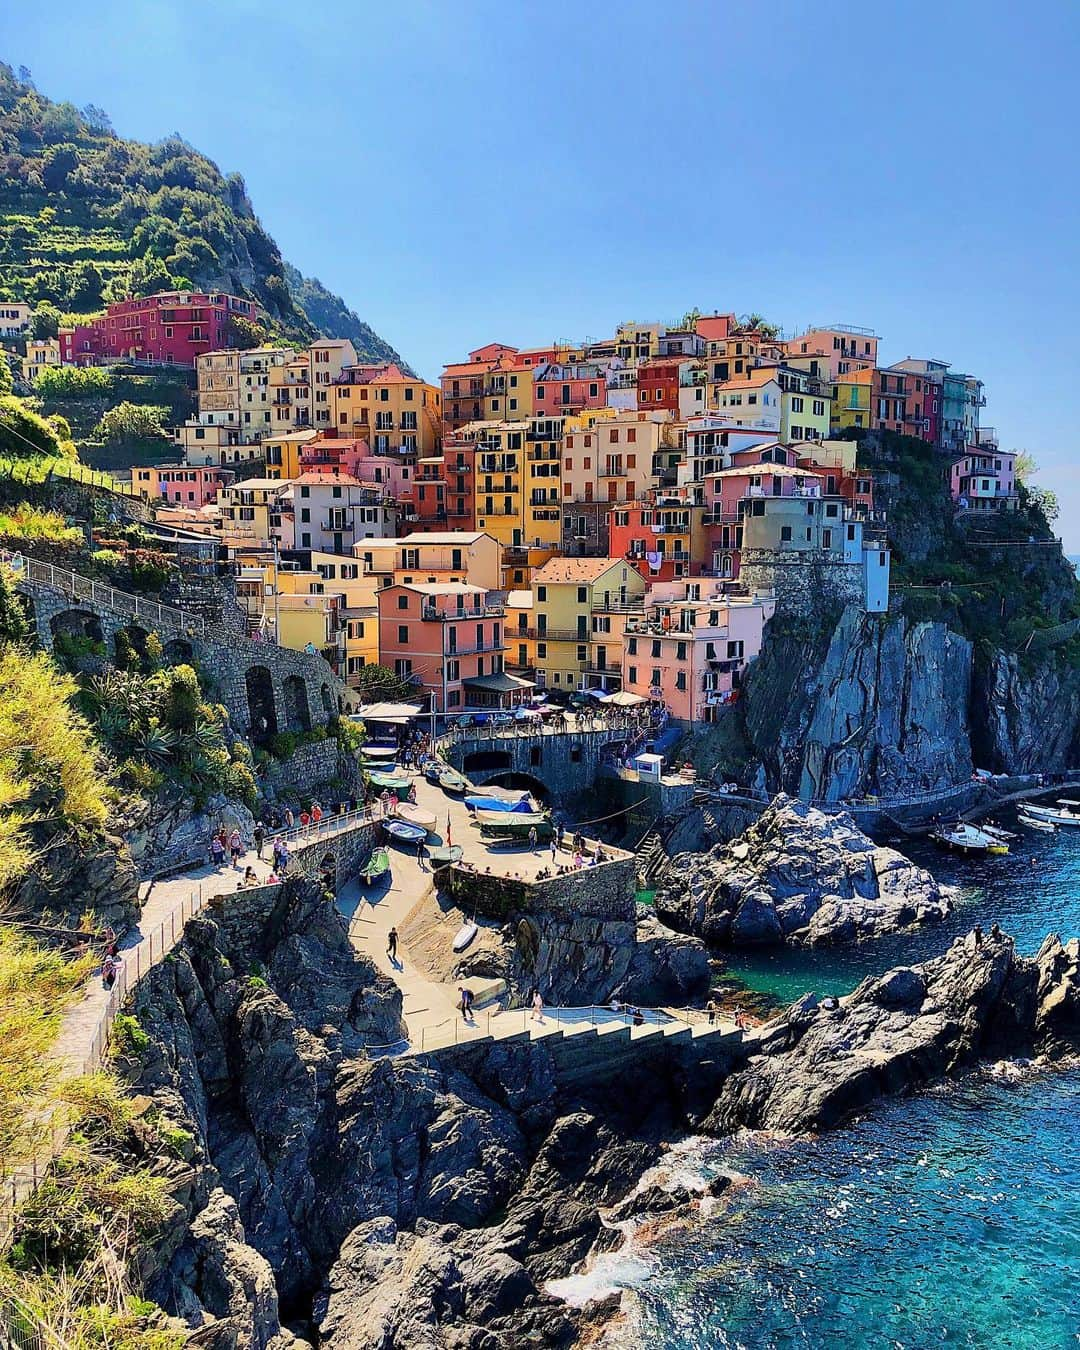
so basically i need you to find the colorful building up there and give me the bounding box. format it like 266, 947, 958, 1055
331, 362, 442, 457
783, 325, 878, 380
264, 429, 320, 480
0, 302, 32, 339
607, 492, 707, 581
129, 463, 233, 508
376, 582, 510, 712
279, 474, 398, 554
530, 556, 646, 691
532, 361, 609, 418
20, 337, 61, 383
621, 580, 776, 722
64, 292, 256, 367
949, 446, 1017, 512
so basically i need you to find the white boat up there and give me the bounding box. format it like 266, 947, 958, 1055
394, 802, 438, 832
1018, 811, 1056, 833
930, 823, 1009, 855
1019, 803, 1080, 826
452, 920, 478, 953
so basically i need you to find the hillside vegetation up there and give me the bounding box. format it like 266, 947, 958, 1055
0, 63, 405, 362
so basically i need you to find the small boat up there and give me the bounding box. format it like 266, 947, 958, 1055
930, 823, 1009, 855
394, 802, 437, 832
1018, 811, 1056, 833
361, 744, 398, 760
468, 785, 531, 803
1058, 798, 1080, 807
383, 819, 428, 845
428, 844, 463, 866
476, 809, 553, 841
423, 760, 443, 783
367, 771, 413, 792
453, 920, 479, 953
1018, 803, 1080, 826
359, 848, 391, 883
464, 794, 533, 813
438, 769, 469, 795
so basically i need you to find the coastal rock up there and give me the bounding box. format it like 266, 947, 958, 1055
655, 794, 951, 947
974, 649, 1080, 774
612, 913, 712, 1006
706, 929, 1056, 1135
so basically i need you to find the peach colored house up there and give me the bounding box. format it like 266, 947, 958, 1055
298, 437, 370, 477
376, 581, 518, 712
129, 463, 234, 507
621, 579, 776, 723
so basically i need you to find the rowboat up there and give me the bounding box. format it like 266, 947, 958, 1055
359, 848, 391, 883
1018, 811, 1056, 833
394, 802, 437, 832
930, 823, 1009, 855
361, 745, 398, 760
453, 920, 479, 953
476, 809, 553, 841
383, 819, 428, 845
423, 760, 444, 783
428, 844, 463, 866
1019, 803, 1080, 826
438, 769, 469, 795
367, 771, 412, 792
464, 794, 534, 813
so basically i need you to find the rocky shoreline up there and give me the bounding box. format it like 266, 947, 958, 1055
107, 855, 1080, 1348
655, 793, 952, 947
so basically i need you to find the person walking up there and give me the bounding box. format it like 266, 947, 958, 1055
284, 807, 294, 829
417, 837, 426, 870
299, 808, 311, 833
311, 802, 323, 828
253, 821, 266, 859
387, 926, 398, 962
210, 832, 225, 868
531, 989, 544, 1023
528, 825, 538, 852
550, 836, 558, 863
229, 828, 243, 869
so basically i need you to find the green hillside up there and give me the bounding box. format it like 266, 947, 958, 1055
0, 62, 406, 363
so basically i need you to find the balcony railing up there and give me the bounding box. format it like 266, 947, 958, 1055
527, 628, 589, 643
421, 604, 504, 620
446, 641, 504, 657
591, 597, 645, 613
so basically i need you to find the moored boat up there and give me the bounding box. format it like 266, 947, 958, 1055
367, 770, 413, 792
359, 847, 391, 883
1019, 803, 1080, 826
361, 744, 398, 760
428, 844, 463, 866
394, 802, 437, 832
1018, 811, 1056, 833
930, 823, 1009, 855
438, 769, 469, 795
475, 809, 553, 841
453, 920, 479, 953
383, 818, 428, 845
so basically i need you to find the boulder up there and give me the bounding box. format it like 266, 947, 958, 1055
655, 793, 951, 947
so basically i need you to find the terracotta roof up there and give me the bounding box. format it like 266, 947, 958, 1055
531, 557, 628, 584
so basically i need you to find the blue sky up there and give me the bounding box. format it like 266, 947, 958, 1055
6, 1, 1079, 546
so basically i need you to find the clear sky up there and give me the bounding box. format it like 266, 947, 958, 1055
6, 1, 1079, 546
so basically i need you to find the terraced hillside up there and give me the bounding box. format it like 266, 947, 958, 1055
0, 62, 406, 363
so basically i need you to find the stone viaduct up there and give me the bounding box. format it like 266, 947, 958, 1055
444, 726, 631, 802
15, 557, 350, 741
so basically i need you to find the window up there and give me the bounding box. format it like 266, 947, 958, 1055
537, 585, 547, 602
577, 645, 587, 662
397, 594, 409, 609
394, 658, 412, 678
577, 586, 587, 603
675, 671, 686, 691
780, 526, 792, 541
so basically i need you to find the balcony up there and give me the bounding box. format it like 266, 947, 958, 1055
527, 628, 589, 643
421, 603, 505, 621
446, 641, 504, 657
591, 597, 645, 614
599, 466, 628, 478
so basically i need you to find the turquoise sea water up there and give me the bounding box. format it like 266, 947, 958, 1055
608, 810, 1080, 1347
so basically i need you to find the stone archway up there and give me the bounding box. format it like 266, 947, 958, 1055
49, 609, 106, 668
163, 638, 194, 665
320, 683, 333, 716
114, 623, 151, 671
245, 665, 278, 741
282, 674, 312, 733
462, 749, 513, 775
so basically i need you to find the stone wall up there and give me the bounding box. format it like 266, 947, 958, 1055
740, 550, 865, 618
260, 739, 359, 804
20, 572, 347, 739
286, 818, 380, 892
443, 854, 636, 923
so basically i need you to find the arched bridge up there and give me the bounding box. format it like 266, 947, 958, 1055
443, 722, 632, 801
14, 557, 349, 740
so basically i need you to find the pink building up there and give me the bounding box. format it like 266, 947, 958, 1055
607, 493, 707, 582
298, 437, 370, 477
533, 362, 609, 416
702, 461, 826, 579
621, 579, 776, 723
129, 463, 233, 507
949, 445, 1017, 512
64, 291, 254, 367
376, 582, 512, 712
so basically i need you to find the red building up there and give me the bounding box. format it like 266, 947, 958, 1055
411, 457, 449, 531
443, 435, 476, 533
532, 362, 608, 416
63, 291, 256, 368
636, 359, 683, 414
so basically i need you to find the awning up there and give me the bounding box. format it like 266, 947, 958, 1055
606, 689, 647, 706
349, 702, 425, 724
462, 672, 536, 692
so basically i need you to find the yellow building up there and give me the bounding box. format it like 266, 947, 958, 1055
309, 338, 358, 429
267, 354, 312, 430
530, 556, 645, 692
21, 337, 61, 383
264, 429, 319, 480
216, 478, 287, 548
457, 420, 528, 552
504, 588, 535, 674
832, 368, 873, 431
331, 363, 442, 458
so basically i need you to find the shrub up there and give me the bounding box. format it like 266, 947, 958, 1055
91, 401, 168, 445
0, 502, 81, 544
34, 364, 114, 398
110, 1013, 149, 1058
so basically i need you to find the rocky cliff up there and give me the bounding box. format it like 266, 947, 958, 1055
740, 604, 1080, 802
124, 875, 727, 1347
654, 794, 950, 947
708, 929, 1080, 1135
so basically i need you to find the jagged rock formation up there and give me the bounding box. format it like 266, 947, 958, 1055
974, 647, 1080, 773
654, 794, 951, 947
708, 930, 1080, 1135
